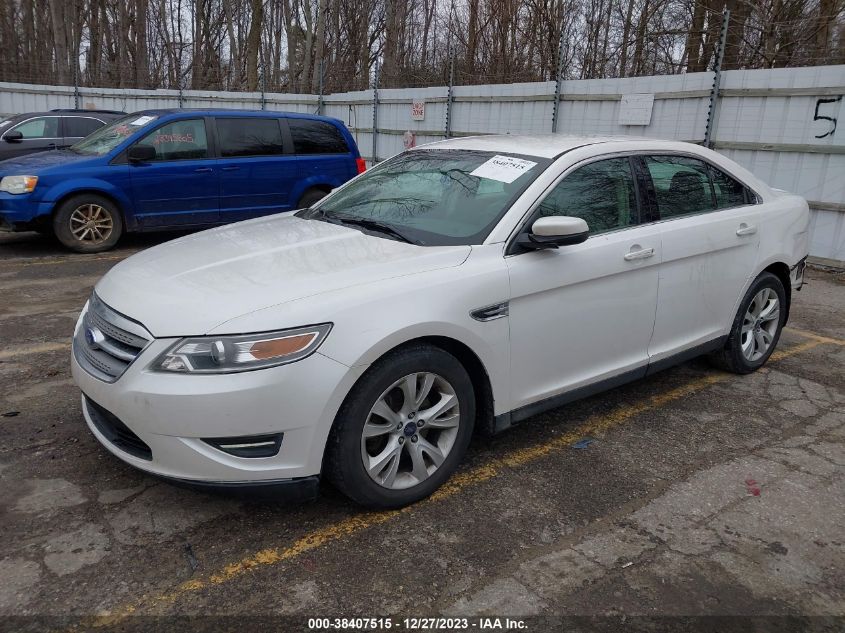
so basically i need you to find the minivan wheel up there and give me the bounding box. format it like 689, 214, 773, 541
711, 272, 786, 374
53, 194, 123, 253
297, 188, 328, 209
325, 344, 475, 509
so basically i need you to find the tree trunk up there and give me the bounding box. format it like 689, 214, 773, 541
245, 0, 264, 91
48, 0, 69, 84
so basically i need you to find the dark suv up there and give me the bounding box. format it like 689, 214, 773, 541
0, 109, 126, 161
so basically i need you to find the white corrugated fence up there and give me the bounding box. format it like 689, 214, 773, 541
1, 66, 843, 263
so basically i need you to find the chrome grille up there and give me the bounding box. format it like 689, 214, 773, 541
73, 294, 151, 382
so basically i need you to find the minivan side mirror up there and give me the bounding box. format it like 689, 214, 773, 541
4, 131, 23, 143
517, 216, 590, 250
127, 145, 156, 162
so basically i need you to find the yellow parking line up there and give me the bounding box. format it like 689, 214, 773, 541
76, 335, 829, 628
784, 326, 845, 346
0, 341, 71, 361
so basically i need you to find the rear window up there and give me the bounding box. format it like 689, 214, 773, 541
289, 119, 349, 154
216, 118, 285, 157
65, 117, 104, 138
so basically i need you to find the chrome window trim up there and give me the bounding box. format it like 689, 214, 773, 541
2, 115, 63, 141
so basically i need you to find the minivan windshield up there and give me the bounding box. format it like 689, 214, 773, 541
71, 114, 160, 156
301, 149, 550, 246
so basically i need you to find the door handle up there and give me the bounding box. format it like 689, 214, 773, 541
221, 166, 240, 172
736, 224, 757, 236
624, 247, 655, 261
194, 167, 213, 173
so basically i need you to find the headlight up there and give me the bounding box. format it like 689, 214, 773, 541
0, 175, 38, 194
153, 324, 332, 374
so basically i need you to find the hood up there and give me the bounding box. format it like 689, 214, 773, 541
0, 149, 98, 175
95, 214, 471, 337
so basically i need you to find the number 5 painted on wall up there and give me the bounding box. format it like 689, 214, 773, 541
814, 96, 842, 139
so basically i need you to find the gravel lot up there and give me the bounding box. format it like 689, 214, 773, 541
1, 230, 844, 632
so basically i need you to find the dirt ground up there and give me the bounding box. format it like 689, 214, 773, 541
1, 230, 844, 632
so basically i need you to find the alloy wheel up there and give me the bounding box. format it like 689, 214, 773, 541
741, 287, 780, 361
360, 372, 461, 490
69, 203, 113, 244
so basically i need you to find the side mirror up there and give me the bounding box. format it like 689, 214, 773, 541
517, 216, 590, 250
4, 131, 23, 143
127, 145, 156, 162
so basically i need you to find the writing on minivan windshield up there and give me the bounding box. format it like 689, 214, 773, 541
303, 148, 550, 246
71, 114, 160, 156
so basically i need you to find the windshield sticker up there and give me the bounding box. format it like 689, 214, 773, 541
129, 115, 156, 126
470, 155, 538, 184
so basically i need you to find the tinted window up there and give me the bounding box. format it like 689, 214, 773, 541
645, 155, 715, 219
217, 118, 284, 157
11, 117, 59, 139
65, 117, 104, 138
135, 119, 208, 161
289, 119, 349, 154
710, 165, 752, 208
537, 158, 638, 234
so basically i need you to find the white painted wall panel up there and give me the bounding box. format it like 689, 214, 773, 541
1, 66, 843, 261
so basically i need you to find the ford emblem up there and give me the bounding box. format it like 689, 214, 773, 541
85, 327, 102, 349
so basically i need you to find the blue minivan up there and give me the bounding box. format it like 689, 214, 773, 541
0, 110, 365, 252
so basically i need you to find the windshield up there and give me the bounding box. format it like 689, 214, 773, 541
71, 114, 160, 156
300, 149, 551, 246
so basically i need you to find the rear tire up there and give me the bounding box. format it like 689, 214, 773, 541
325, 344, 475, 509
53, 194, 123, 253
297, 188, 328, 209
710, 272, 786, 374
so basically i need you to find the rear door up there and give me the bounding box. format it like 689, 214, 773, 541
127, 117, 219, 228
215, 116, 299, 222
62, 116, 106, 147
287, 118, 357, 206
0, 116, 62, 158
642, 154, 762, 362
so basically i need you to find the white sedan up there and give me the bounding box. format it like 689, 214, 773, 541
71, 135, 809, 508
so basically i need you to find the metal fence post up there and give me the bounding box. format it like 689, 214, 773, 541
704, 8, 730, 148
551, 26, 566, 133
445, 52, 455, 138
372, 62, 380, 164
73, 62, 80, 109
260, 58, 267, 110
317, 59, 325, 115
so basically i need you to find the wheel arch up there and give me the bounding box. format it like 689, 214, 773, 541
761, 261, 792, 324
49, 187, 130, 228
327, 334, 497, 447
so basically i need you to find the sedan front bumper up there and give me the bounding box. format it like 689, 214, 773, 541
71, 334, 366, 489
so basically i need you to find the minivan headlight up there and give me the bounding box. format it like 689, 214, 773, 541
153, 324, 332, 374
0, 175, 38, 194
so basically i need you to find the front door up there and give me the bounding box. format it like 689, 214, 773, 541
0, 116, 61, 159
128, 118, 219, 228
506, 156, 661, 411
641, 155, 762, 362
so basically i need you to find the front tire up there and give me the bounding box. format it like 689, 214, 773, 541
297, 188, 328, 209
53, 194, 123, 253
325, 344, 475, 509
711, 272, 786, 374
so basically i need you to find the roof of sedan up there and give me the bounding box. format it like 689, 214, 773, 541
417, 134, 683, 158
